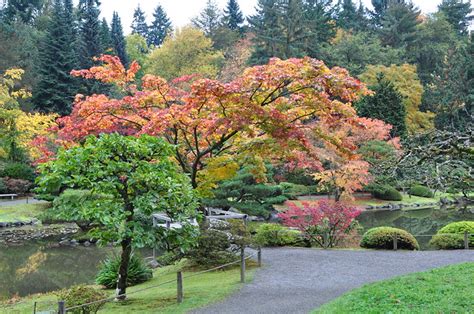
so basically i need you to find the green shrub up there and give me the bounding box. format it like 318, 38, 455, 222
0, 162, 35, 181
156, 251, 182, 266
368, 184, 402, 201
96, 253, 152, 288
56, 285, 108, 314
253, 223, 300, 247
360, 227, 419, 250
187, 228, 237, 268
430, 221, 474, 249
0, 178, 6, 193
2, 177, 32, 194
279, 182, 316, 199
409, 185, 434, 198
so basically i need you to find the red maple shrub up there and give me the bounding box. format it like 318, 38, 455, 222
278, 200, 361, 248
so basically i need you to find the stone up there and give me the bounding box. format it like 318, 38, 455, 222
83, 241, 91, 247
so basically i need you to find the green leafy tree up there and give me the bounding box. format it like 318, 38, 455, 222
131, 4, 148, 39
379, 1, 421, 48
356, 74, 407, 137
438, 0, 473, 36
147, 4, 172, 47
145, 26, 224, 80
111, 11, 128, 67
223, 0, 244, 32
33, 0, 77, 115
321, 30, 402, 76
125, 34, 148, 80
36, 134, 198, 299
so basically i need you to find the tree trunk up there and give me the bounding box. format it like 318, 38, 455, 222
116, 237, 132, 300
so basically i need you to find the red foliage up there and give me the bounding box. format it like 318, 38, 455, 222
278, 200, 361, 247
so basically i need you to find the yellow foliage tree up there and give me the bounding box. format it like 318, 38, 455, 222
0, 69, 57, 161
360, 64, 435, 134
145, 26, 224, 80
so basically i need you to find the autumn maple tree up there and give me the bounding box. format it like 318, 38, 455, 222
40, 55, 393, 196
278, 200, 361, 248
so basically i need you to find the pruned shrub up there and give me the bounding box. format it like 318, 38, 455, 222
187, 228, 237, 268
409, 185, 434, 198
360, 227, 419, 250
0, 162, 35, 181
56, 285, 108, 314
96, 253, 152, 288
430, 221, 474, 249
368, 184, 402, 201
279, 182, 316, 199
2, 177, 32, 194
253, 223, 300, 247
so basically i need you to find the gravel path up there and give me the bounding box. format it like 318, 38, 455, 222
0, 198, 46, 207
194, 248, 474, 314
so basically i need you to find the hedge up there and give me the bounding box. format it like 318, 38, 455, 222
430, 221, 474, 249
360, 227, 419, 250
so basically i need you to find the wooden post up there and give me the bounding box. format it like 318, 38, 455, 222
33, 301, 37, 314
240, 246, 245, 283
464, 231, 469, 250
58, 300, 65, 314
257, 246, 262, 267
323, 233, 329, 249
393, 234, 398, 251
177, 271, 183, 303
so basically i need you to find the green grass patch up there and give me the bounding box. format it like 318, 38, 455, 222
314, 262, 474, 314
0, 203, 49, 222
1, 260, 255, 314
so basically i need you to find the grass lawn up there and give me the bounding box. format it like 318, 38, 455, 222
314, 262, 474, 314
1, 260, 255, 314
0, 203, 49, 222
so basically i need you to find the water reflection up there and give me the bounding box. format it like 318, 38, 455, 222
358, 206, 474, 249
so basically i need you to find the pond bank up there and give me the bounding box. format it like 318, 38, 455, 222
0, 223, 79, 245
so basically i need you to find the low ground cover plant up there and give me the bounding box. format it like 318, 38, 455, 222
360, 227, 419, 250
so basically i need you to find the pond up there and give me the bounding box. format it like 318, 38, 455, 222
358, 205, 474, 249
0, 238, 153, 301
0, 206, 472, 301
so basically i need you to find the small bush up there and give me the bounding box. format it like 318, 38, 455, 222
56, 285, 108, 314
2, 177, 32, 194
409, 185, 434, 198
280, 182, 315, 199
96, 253, 152, 288
156, 251, 182, 266
360, 227, 419, 250
253, 223, 300, 247
368, 184, 402, 201
430, 221, 474, 249
0, 178, 7, 193
0, 162, 35, 181
187, 228, 237, 268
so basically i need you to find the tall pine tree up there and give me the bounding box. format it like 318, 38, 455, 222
303, 0, 336, 57
192, 0, 222, 38
33, 0, 77, 115
99, 17, 112, 53
223, 0, 244, 32
131, 4, 148, 38
337, 0, 358, 30
147, 4, 172, 47
248, 0, 282, 64
356, 74, 407, 137
111, 11, 128, 66
379, 1, 421, 48
77, 0, 102, 69
438, 0, 473, 36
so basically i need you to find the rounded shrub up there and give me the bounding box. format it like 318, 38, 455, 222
409, 185, 434, 198
430, 221, 474, 249
187, 228, 237, 268
253, 223, 300, 247
0, 162, 35, 181
0, 178, 7, 193
360, 227, 419, 250
96, 253, 152, 288
369, 184, 402, 201
56, 285, 108, 314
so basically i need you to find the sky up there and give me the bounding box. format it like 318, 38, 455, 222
96, 0, 464, 34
